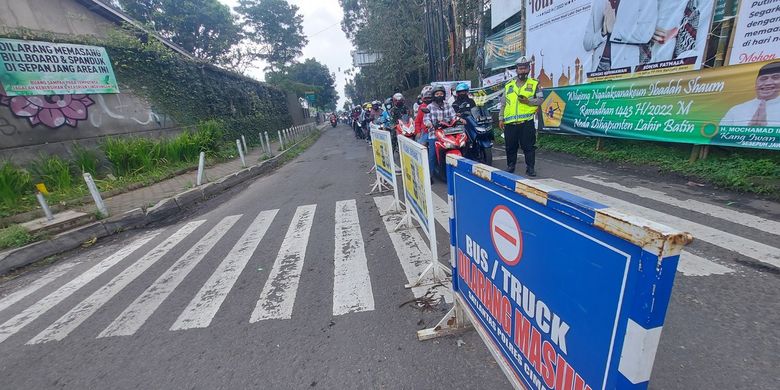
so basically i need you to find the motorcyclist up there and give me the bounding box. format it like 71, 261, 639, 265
415, 90, 432, 140
390, 92, 409, 124
351, 105, 363, 139
423, 85, 461, 181
369, 100, 383, 123
451, 82, 477, 114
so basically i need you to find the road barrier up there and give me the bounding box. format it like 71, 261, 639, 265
367, 127, 401, 212
396, 135, 450, 287
421, 155, 693, 390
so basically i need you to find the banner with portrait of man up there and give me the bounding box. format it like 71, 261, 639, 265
525, 0, 716, 87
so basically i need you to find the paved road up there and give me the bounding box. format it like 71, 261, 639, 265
0, 125, 777, 389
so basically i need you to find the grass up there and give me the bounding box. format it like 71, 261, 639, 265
0, 225, 34, 251
71, 144, 100, 176
537, 134, 780, 196
0, 162, 32, 209
28, 154, 74, 191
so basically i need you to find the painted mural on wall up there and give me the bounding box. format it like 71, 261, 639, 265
0, 92, 94, 128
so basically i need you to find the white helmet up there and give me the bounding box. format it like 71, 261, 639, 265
515, 56, 530, 66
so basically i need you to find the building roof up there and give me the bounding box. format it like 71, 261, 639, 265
73, 0, 195, 60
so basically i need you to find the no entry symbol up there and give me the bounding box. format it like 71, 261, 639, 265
490, 205, 523, 266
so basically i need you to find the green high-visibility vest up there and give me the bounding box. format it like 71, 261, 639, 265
503, 78, 539, 124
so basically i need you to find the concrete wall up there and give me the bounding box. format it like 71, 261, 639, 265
0, 0, 179, 164
0, 0, 115, 38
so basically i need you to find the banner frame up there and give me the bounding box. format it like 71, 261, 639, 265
368, 126, 403, 213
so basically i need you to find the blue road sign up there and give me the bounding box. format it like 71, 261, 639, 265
445, 156, 692, 390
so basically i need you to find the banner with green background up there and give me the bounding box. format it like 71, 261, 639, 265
541, 60, 780, 150
0, 38, 119, 96
483, 22, 523, 71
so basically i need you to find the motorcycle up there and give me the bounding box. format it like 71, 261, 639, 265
433, 118, 467, 182
457, 104, 494, 166
395, 114, 416, 141
330, 116, 338, 128
352, 118, 364, 139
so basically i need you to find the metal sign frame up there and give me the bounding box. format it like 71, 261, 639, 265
419, 155, 692, 390
368, 127, 402, 213
397, 135, 449, 287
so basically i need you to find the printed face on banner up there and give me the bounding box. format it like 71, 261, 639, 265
451, 170, 644, 390
525, 0, 714, 86
399, 139, 429, 231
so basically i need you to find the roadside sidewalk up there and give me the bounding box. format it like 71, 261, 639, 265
0, 123, 326, 274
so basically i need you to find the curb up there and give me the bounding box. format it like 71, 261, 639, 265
0, 126, 323, 275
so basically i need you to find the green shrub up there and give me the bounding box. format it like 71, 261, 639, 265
0, 225, 33, 250
102, 137, 160, 176
28, 154, 74, 191
71, 144, 101, 176
0, 162, 32, 208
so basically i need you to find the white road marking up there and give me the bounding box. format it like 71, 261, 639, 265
251, 205, 316, 322
0, 232, 159, 344
678, 252, 734, 277
172, 210, 278, 330
99, 215, 241, 337
575, 175, 780, 236
374, 196, 452, 303
431, 192, 450, 233
0, 262, 78, 313
538, 179, 779, 269
332, 200, 375, 316
27, 221, 204, 344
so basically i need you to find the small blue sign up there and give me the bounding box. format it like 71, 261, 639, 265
446, 157, 691, 390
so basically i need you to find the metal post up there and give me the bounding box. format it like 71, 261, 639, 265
241, 135, 248, 154
236, 139, 246, 167
264, 132, 272, 155
278, 131, 285, 150
36, 192, 54, 221
83, 172, 108, 217
258, 132, 265, 155
196, 151, 206, 186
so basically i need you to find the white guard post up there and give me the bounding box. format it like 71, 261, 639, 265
396, 135, 450, 288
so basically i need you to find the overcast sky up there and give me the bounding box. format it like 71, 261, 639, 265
218, 0, 354, 108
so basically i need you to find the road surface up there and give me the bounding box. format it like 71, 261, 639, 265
0, 125, 777, 389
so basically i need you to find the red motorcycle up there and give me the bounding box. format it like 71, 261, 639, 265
433, 118, 467, 181
395, 115, 416, 140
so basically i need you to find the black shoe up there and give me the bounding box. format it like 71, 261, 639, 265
526, 168, 537, 177
506, 165, 515, 173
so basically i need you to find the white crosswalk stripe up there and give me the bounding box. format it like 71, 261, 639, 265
373, 196, 452, 303
575, 175, 780, 236
27, 221, 204, 344
172, 210, 278, 330
99, 215, 241, 338
539, 179, 778, 270
0, 261, 78, 314
0, 231, 159, 344
251, 205, 316, 322
333, 200, 375, 316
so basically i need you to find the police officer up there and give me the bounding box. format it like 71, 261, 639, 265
499, 56, 543, 176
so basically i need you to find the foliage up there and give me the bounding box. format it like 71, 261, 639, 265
29, 155, 74, 191
266, 58, 339, 110
102, 123, 226, 176
71, 145, 101, 176
339, 0, 427, 102
0, 225, 33, 251
117, 0, 242, 63
236, 0, 308, 71
0, 162, 32, 209
538, 134, 780, 196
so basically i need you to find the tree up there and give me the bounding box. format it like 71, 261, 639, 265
236, 0, 308, 71
118, 0, 242, 62
267, 59, 339, 110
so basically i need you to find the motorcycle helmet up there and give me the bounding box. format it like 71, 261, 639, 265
455, 82, 469, 98
384, 98, 392, 110
422, 90, 433, 103
392, 93, 404, 107
432, 85, 446, 103
372, 100, 381, 109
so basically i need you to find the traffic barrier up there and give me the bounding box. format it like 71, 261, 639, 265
368, 127, 401, 213
420, 155, 693, 390
83, 172, 108, 217
196, 152, 206, 186
396, 135, 450, 287
236, 139, 246, 167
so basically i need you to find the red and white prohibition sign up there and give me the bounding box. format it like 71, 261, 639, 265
490, 205, 523, 266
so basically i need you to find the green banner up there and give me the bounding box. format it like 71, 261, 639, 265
484, 22, 524, 71
541, 60, 780, 150
0, 38, 119, 96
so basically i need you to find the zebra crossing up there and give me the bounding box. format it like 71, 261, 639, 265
0, 198, 447, 346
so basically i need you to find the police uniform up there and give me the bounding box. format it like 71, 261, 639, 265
502, 75, 540, 175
